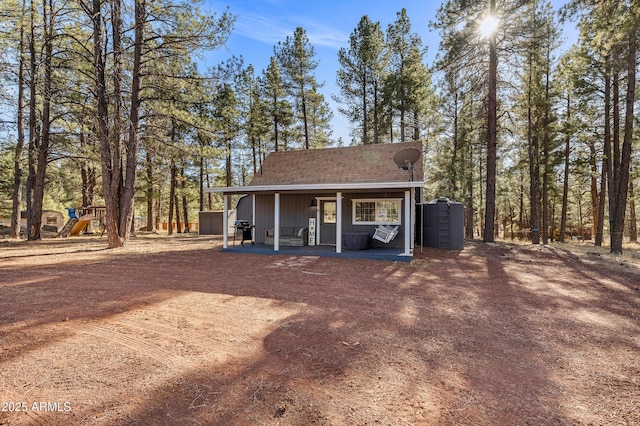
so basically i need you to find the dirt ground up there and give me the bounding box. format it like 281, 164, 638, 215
0, 234, 639, 425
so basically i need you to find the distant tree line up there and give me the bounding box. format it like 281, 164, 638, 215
429, 0, 638, 254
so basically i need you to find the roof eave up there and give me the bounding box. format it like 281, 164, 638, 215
204, 180, 425, 194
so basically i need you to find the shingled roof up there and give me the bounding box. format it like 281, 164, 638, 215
249, 141, 423, 187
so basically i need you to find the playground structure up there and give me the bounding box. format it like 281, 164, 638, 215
58, 207, 106, 237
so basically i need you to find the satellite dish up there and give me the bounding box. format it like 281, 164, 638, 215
394, 148, 421, 181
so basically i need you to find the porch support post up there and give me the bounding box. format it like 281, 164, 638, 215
410, 187, 416, 253
252, 193, 256, 242
274, 192, 280, 252
336, 192, 342, 254
222, 193, 229, 249
404, 190, 411, 256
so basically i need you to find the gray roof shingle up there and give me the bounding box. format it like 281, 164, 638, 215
249, 141, 423, 187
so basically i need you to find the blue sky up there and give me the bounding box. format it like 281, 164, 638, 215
202, 0, 576, 143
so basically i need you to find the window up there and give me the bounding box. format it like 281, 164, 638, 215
47, 217, 58, 224
323, 201, 336, 224
352, 199, 401, 225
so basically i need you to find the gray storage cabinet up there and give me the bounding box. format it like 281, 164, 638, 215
422, 198, 464, 249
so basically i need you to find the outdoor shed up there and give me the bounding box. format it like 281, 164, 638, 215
198, 210, 236, 235
205, 141, 424, 259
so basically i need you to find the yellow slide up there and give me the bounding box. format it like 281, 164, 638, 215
69, 218, 92, 236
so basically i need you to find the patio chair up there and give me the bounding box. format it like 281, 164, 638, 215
372, 225, 399, 244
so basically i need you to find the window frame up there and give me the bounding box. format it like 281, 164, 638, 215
351, 198, 402, 226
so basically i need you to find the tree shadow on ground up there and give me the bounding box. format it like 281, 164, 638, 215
1, 239, 639, 425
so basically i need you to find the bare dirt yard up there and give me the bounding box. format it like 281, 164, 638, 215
0, 234, 639, 425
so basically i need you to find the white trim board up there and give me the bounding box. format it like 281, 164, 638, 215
204, 181, 424, 194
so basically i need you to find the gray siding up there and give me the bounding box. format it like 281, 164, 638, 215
235, 195, 253, 222
252, 191, 407, 248
254, 194, 315, 243
341, 192, 405, 249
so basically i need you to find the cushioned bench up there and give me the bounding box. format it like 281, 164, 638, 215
265, 227, 308, 246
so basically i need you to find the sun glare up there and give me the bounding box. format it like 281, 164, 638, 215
479, 15, 499, 38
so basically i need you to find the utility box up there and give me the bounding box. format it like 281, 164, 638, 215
422, 198, 464, 250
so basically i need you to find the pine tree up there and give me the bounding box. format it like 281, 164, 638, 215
385, 8, 433, 143
335, 15, 387, 144
275, 27, 322, 149
563, 0, 639, 253
261, 57, 292, 153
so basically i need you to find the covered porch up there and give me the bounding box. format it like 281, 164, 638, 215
207, 184, 421, 260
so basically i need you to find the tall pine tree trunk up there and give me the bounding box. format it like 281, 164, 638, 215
608, 64, 621, 248
10, 1, 27, 239
28, 0, 54, 241
273, 91, 279, 152
629, 178, 638, 243
541, 45, 551, 244
610, 25, 637, 254
603, 61, 615, 247
589, 141, 600, 243
79, 99, 95, 208
117, 0, 143, 244
226, 136, 232, 187
145, 150, 154, 231
206, 162, 212, 210
560, 94, 571, 243
181, 166, 190, 233
399, 90, 406, 143
483, 0, 498, 243
80, 130, 95, 207
302, 92, 310, 149
527, 50, 540, 245
174, 191, 182, 233
199, 154, 204, 212
25, 0, 37, 241
595, 60, 611, 248
362, 75, 368, 144
168, 159, 176, 236
612, 67, 620, 193
542, 123, 548, 244
373, 79, 380, 144
450, 92, 459, 193
97, 0, 143, 247
93, 0, 119, 248
595, 153, 607, 246
464, 116, 474, 239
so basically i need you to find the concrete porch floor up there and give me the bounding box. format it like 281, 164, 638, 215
221, 242, 411, 262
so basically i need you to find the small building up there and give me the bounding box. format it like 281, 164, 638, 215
40, 210, 65, 232
205, 141, 424, 259
0, 210, 65, 234
199, 210, 236, 235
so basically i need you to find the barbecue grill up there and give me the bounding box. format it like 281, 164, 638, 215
234, 220, 254, 245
